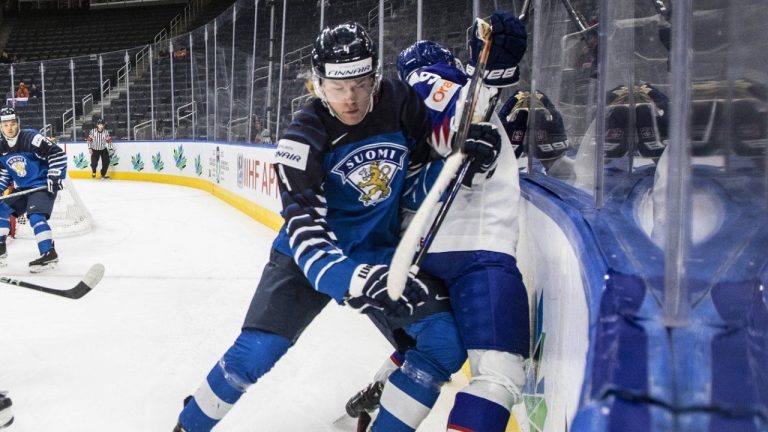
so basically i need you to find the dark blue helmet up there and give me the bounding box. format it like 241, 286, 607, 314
396, 40, 457, 82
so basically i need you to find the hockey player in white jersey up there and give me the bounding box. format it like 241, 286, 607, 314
346, 12, 534, 432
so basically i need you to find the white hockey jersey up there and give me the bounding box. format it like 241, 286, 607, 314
404, 63, 521, 256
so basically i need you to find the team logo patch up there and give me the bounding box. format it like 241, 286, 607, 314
332, 143, 407, 206
7, 155, 27, 177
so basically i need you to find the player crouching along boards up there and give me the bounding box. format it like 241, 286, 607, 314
174, 22, 503, 432
343, 11, 534, 432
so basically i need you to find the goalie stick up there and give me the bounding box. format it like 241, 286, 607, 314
0, 263, 105, 299
387, 17, 493, 300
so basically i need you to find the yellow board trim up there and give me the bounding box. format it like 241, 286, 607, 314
69, 171, 284, 231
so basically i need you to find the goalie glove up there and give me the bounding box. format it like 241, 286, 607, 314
467, 10, 527, 87
345, 264, 429, 318
46, 168, 63, 193
462, 122, 502, 187
500, 90, 570, 160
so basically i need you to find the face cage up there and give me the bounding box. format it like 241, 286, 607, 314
312, 68, 382, 121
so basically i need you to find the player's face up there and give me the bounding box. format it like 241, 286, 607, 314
321, 76, 375, 125
97, 124, 104, 132
0, 119, 19, 139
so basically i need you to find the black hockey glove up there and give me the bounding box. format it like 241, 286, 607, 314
499, 90, 570, 161
47, 169, 63, 193
462, 122, 501, 187
467, 11, 527, 87
346, 264, 422, 318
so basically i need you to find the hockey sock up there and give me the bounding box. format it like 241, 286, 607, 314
178, 330, 291, 432
373, 350, 405, 384
28, 213, 53, 253
373, 363, 441, 432
447, 392, 510, 432
447, 350, 525, 432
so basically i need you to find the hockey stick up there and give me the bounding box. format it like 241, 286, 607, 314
0, 263, 105, 299
0, 186, 47, 201
387, 18, 493, 300
559, 0, 589, 32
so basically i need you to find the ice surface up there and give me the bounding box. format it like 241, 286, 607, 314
0, 180, 464, 431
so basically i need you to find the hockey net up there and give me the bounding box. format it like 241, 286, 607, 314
11, 177, 93, 238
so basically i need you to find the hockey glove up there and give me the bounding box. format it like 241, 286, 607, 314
467, 11, 527, 87
500, 90, 570, 161
47, 169, 63, 193
346, 264, 419, 318
462, 122, 501, 187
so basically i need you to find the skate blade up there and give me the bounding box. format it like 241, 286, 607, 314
29, 260, 58, 273
331, 413, 358, 431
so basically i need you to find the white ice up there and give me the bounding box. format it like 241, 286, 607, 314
0, 180, 466, 431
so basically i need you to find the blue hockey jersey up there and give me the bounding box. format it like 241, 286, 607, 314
272, 79, 432, 302
0, 129, 67, 191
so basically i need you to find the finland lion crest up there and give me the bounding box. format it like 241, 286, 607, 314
332, 143, 407, 206
7, 156, 28, 177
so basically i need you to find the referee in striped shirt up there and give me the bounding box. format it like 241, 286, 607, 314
86, 118, 114, 179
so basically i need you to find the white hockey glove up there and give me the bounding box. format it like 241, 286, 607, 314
46, 169, 63, 193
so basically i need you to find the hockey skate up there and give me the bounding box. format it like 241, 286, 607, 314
0, 242, 7, 268
0, 392, 13, 429
345, 381, 383, 418
172, 395, 192, 431
345, 381, 382, 431
29, 247, 58, 273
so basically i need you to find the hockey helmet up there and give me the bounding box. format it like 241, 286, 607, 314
311, 22, 380, 119
396, 40, 458, 82
0, 107, 17, 123
0, 107, 20, 141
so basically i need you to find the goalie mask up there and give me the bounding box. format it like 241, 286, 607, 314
0, 107, 20, 145
311, 22, 380, 124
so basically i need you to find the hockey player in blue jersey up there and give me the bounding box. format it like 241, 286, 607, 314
174, 22, 502, 432
344, 12, 539, 432
0, 107, 66, 272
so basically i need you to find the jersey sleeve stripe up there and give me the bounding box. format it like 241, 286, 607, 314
313, 255, 348, 293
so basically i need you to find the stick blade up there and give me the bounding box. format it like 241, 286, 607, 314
82, 263, 105, 289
